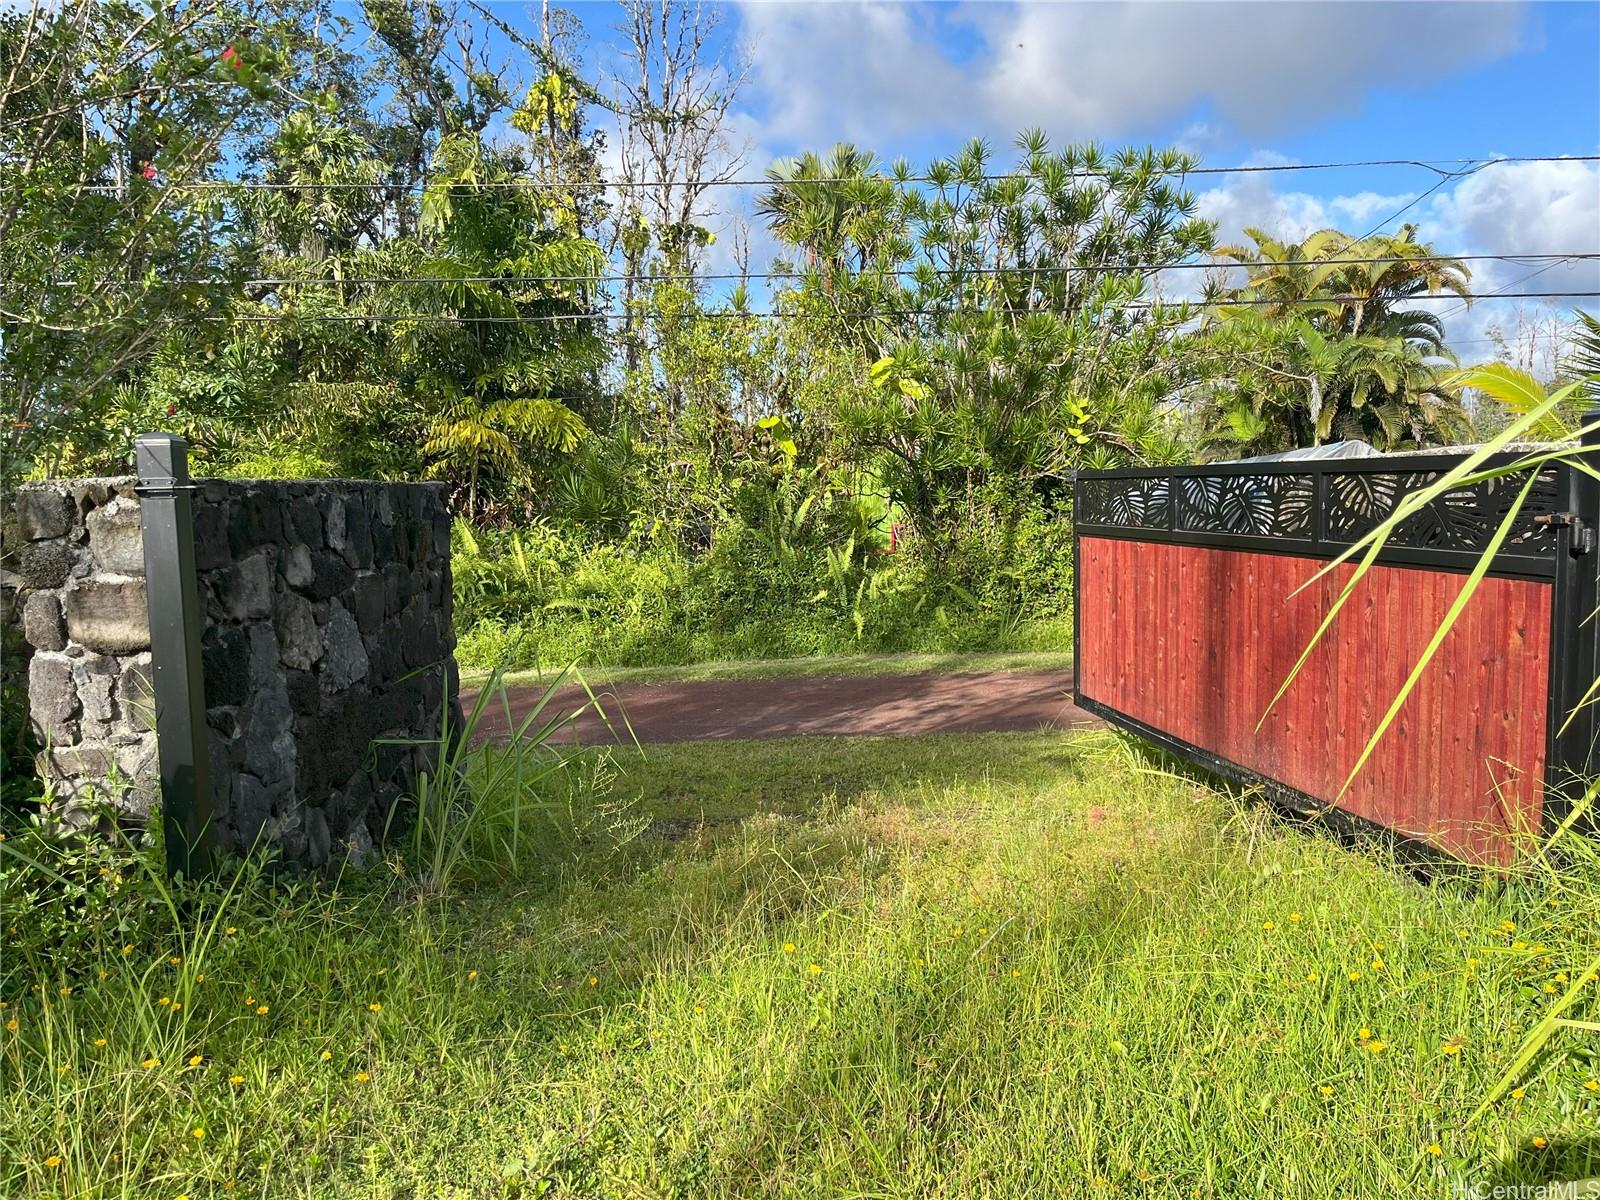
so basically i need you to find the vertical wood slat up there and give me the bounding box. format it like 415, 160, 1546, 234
1077, 537, 1551, 865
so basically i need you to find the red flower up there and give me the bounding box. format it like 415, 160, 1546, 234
221, 46, 240, 69
166, 404, 177, 417
141, 162, 157, 181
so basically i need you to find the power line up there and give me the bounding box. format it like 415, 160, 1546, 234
198, 290, 1600, 326
73, 154, 1600, 194
138, 252, 1599, 291
1433, 259, 1575, 321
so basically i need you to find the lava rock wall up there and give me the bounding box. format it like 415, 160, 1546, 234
5, 477, 459, 869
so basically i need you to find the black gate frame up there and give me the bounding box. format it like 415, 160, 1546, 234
1070, 425, 1600, 849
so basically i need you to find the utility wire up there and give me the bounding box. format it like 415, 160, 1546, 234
72, 154, 1600, 194
1349, 160, 1489, 242
198, 291, 1600, 326
1433, 259, 1577, 321
123, 252, 1600, 291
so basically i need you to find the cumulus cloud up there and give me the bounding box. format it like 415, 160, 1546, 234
1187, 156, 1600, 352
736, 1, 1527, 151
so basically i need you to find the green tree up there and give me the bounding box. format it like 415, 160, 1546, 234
0, 0, 320, 480
758, 135, 1215, 558
1197, 224, 1473, 454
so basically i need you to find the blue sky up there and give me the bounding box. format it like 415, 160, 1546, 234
464, 1, 1600, 358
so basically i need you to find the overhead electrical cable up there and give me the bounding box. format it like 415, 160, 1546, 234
43, 252, 1600, 292
193, 290, 1600, 326
68, 154, 1600, 194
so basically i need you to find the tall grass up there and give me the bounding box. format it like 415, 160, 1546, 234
382, 665, 630, 895
3, 731, 1596, 1197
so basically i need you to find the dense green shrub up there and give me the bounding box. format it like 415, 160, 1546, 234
451, 483, 1075, 672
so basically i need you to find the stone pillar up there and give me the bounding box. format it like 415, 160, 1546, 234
9, 480, 158, 825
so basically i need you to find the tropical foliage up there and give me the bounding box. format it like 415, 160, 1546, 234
1196, 225, 1475, 455
5, 2, 1595, 672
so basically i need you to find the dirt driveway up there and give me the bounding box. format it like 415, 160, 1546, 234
467, 668, 1096, 746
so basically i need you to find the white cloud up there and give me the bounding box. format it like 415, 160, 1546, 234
735, 1, 1527, 153
1188, 156, 1600, 353
966, 2, 1524, 139
736, 3, 971, 149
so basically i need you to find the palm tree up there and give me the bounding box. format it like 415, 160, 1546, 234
1203, 224, 1471, 452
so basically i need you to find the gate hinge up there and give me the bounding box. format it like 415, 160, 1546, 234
1534, 511, 1595, 555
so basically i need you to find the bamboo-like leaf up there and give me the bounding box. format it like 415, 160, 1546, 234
1263, 376, 1581, 730
1470, 954, 1600, 1123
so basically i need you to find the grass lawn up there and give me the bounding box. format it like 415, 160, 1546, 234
5, 730, 1598, 1197
461, 648, 1076, 692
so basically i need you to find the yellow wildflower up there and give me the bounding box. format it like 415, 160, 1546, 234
4, 1018, 17, 1032
229, 1075, 244, 1085
93, 1038, 106, 1048
808, 963, 822, 975
320, 1050, 332, 1061
467, 970, 478, 981
586, 977, 597, 987
44, 1155, 62, 1168
355, 1071, 370, 1083
1425, 1144, 1443, 1157
1366, 1040, 1386, 1054
255, 1005, 268, 1015
1289, 912, 1302, 923
1348, 970, 1362, 982
367, 1002, 382, 1013
1584, 1079, 1599, 1092
191, 1127, 205, 1141
783, 943, 796, 954
1511, 1087, 1526, 1100
1357, 1027, 1372, 1040
141, 1057, 159, 1069
188, 1054, 203, 1067
1318, 1085, 1333, 1096
1531, 1136, 1547, 1149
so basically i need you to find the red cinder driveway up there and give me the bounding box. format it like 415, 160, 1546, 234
466, 669, 1097, 745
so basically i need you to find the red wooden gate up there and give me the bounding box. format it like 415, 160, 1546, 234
1072, 448, 1598, 865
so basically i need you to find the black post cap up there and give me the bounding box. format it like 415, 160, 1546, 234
135, 433, 190, 485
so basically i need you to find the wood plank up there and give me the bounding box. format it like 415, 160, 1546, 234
1074, 537, 1553, 863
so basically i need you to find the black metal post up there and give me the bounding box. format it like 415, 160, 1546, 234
1543, 411, 1600, 831
135, 434, 214, 879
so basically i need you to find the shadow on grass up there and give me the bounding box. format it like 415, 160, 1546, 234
588, 729, 1102, 825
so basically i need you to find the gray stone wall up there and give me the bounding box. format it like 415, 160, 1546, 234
5, 477, 458, 869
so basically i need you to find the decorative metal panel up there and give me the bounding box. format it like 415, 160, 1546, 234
1077, 475, 1170, 530
1075, 457, 1563, 571
1323, 466, 1563, 553
1175, 473, 1317, 539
